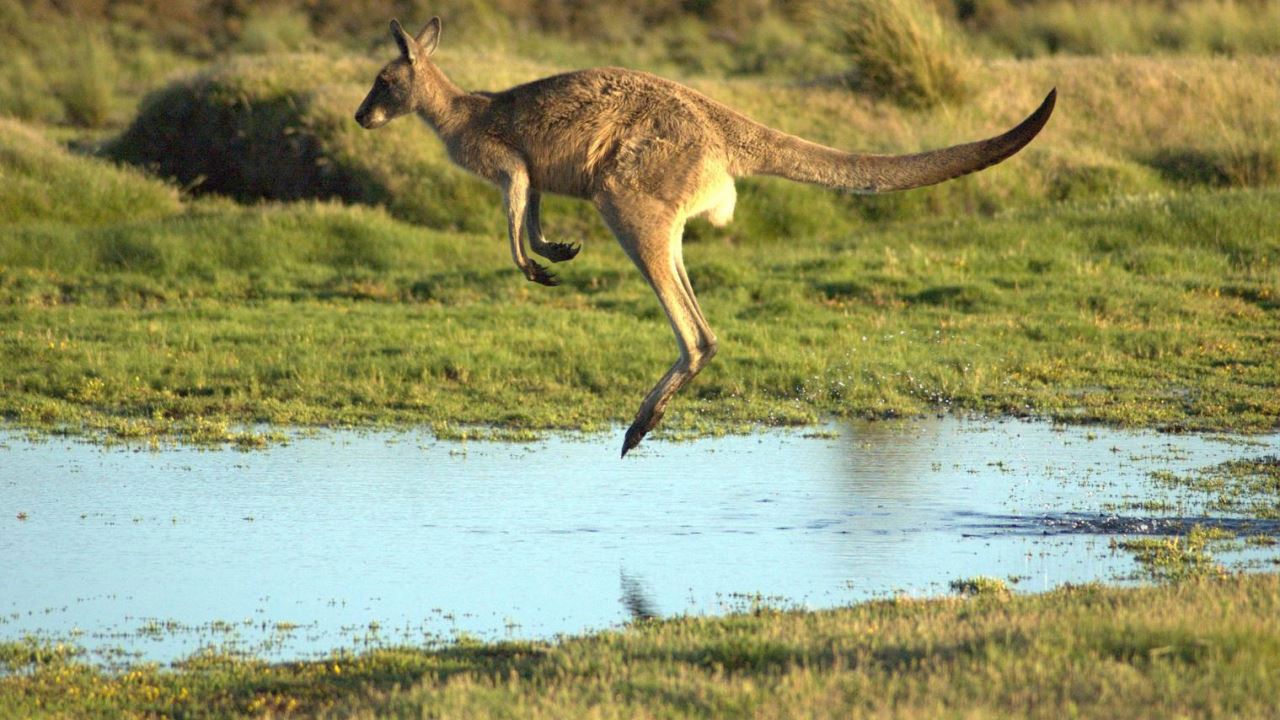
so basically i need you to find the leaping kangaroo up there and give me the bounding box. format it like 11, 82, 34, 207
355, 17, 1056, 457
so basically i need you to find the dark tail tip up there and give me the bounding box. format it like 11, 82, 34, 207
961, 86, 1057, 178
859, 87, 1058, 193
1018, 87, 1057, 147
1034, 87, 1057, 131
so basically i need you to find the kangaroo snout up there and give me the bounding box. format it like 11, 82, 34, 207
354, 107, 385, 129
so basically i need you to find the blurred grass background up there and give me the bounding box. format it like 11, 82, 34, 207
1, 0, 1278, 442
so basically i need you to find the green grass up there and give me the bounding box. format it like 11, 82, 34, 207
3, 49, 1279, 444
2, 137, 1277, 444
5, 115, 1280, 442
8, 1, 1276, 126
3, 5, 1280, 715
0, 117, 180, 226
955, 0, 1280, 58
3, 573, 1279, 718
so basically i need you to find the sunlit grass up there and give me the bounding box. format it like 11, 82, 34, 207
1, 168, 1276, 444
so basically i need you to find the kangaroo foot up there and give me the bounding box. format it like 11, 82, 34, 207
620, 409, 664, 458
521, 260, 559, 286
533, 241, 581, 263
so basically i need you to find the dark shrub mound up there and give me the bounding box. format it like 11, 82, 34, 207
103, 54, 500, 233
106, 55, 359, 202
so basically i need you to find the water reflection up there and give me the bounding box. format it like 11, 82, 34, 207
833, 418, 946, 503
619, 572, 658, 621
0, 418, 1276, 665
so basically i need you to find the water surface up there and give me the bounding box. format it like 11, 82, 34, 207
2, 418, 1277, 664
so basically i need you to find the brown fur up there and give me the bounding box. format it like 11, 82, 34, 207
355, 17, 1056, 456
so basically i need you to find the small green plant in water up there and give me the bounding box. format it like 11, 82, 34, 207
1114, 525, 1230, 581
1152, 456, 1280, 520
949, 575, 1010, 598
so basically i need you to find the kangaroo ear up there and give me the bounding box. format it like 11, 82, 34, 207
416, 17, 441, 57
391, 19, 418, 63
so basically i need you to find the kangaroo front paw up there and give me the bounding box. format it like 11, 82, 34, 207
534, 241, 581, 263
521, 260, 559, 287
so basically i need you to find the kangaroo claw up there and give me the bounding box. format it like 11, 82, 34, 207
620, 410, 663, 457
535, 241, 581, 263
522, 260, 559, 286
621, 425, 645, 458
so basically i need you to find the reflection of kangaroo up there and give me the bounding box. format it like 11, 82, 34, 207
355, 17, 1056, 456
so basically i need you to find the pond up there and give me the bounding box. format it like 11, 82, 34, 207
2, 418, 1278, 666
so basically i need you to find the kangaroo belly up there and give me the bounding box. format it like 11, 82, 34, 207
522, 115, 629, 198
529, 158, 595, 198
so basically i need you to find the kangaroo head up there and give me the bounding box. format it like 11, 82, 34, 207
354, 17, 441, 129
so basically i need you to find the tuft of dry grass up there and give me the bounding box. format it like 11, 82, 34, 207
824, 0, 969, 108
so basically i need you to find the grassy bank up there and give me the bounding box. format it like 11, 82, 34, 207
2, 187, 1277, 443
3, 573, 1278, 718
3, 115, 1278, 443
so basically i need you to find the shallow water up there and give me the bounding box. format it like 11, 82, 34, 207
2, 418, 1277, 665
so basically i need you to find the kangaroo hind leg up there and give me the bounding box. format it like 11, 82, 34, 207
599, 194, 718, 457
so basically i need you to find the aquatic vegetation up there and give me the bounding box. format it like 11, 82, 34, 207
1107, 451, 1280, 579
1113, 525, 1230, 581
1152, 456, 1280, 519
948, 575, 1011, 598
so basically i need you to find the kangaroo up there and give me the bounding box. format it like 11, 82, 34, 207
355, 17, 1056, 457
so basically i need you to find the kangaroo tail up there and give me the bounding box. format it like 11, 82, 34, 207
739, 89, 1055, 193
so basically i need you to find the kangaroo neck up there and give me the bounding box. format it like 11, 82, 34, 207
413, 62, 469, 135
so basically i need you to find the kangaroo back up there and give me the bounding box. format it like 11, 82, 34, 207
736, 89, 1056, 193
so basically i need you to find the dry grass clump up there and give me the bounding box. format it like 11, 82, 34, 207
103, 55, 369, 203
824, 0, 969, 108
